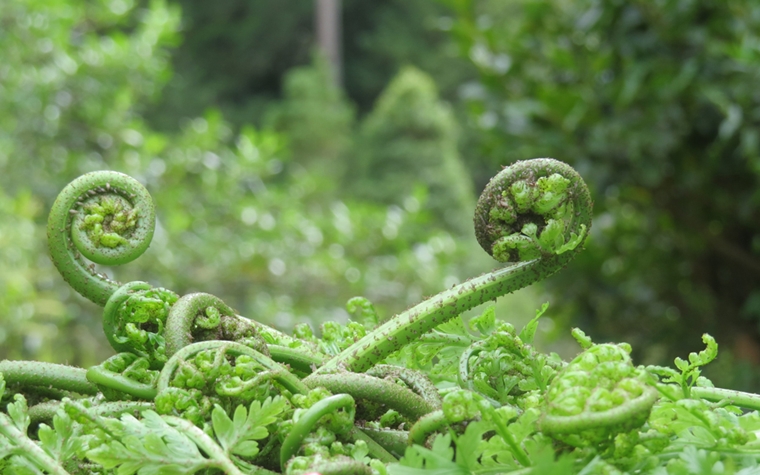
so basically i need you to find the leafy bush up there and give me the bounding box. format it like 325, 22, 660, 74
0, 0, 181, 363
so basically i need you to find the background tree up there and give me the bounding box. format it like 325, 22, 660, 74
264, 55, 355, 182
346, 67, 476, 237
315, 0, 343, 86
147, 0, 475, 128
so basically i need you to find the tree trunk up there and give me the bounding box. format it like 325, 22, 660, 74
315, 0, 342, 87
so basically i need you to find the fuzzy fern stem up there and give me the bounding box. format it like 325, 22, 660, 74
0, 361, 98, 396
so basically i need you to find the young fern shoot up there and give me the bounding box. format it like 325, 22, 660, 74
46, 171, 156, 306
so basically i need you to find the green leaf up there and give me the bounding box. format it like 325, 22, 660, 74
0, 380, 74, 475
388, 434, 469, 475
525, 443, 575, 475
554, 225, 587, 255
691, 334, 718, 366
211, 396, 288, 459
5, 457, 47, 475
86, 411, 210, 475
674, 357, 690, 372
211, 405, 234, 444
8, 394, 30, 432
519, 302, 549, 345
232, 440, 260, 458
470, 306, 496, 336
453, 421, 489, 470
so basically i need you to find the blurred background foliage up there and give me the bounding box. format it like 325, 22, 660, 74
1, 0, 759, 390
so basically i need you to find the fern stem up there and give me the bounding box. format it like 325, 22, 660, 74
408, 409, 447, 445
85, 365, 157, 400
0, 360, 98, 395
365, 365, 442, 408
691, 386, 760, 411
304, 373, 438, 421
348, 427, 400, 463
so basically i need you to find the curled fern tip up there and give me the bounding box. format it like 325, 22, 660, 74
474, 158, 592, 263
47, 171, 156, 306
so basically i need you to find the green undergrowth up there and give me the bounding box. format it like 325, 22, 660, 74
4, 307, 760, 475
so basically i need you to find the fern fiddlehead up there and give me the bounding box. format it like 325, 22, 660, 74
474, 158, 590, 263
157, 341, 308, 403
539, 341, 658, 447
309, 158, 593, 375
102, 281, 179, 367
0, 361, 98, 396
46, 171, 156, 306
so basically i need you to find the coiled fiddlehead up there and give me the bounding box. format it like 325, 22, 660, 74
102, 281, 179, 367
310, 158, 592, 375
155, 341, 307, 426
474, 158, 591, 263
539, 342, 658, 447
47, 171, 156, 306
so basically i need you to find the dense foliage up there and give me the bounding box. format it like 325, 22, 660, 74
4, 1, 760, 471
444, 0, 760, 379
0, 0, 182, 363
147, 0, 474, 127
